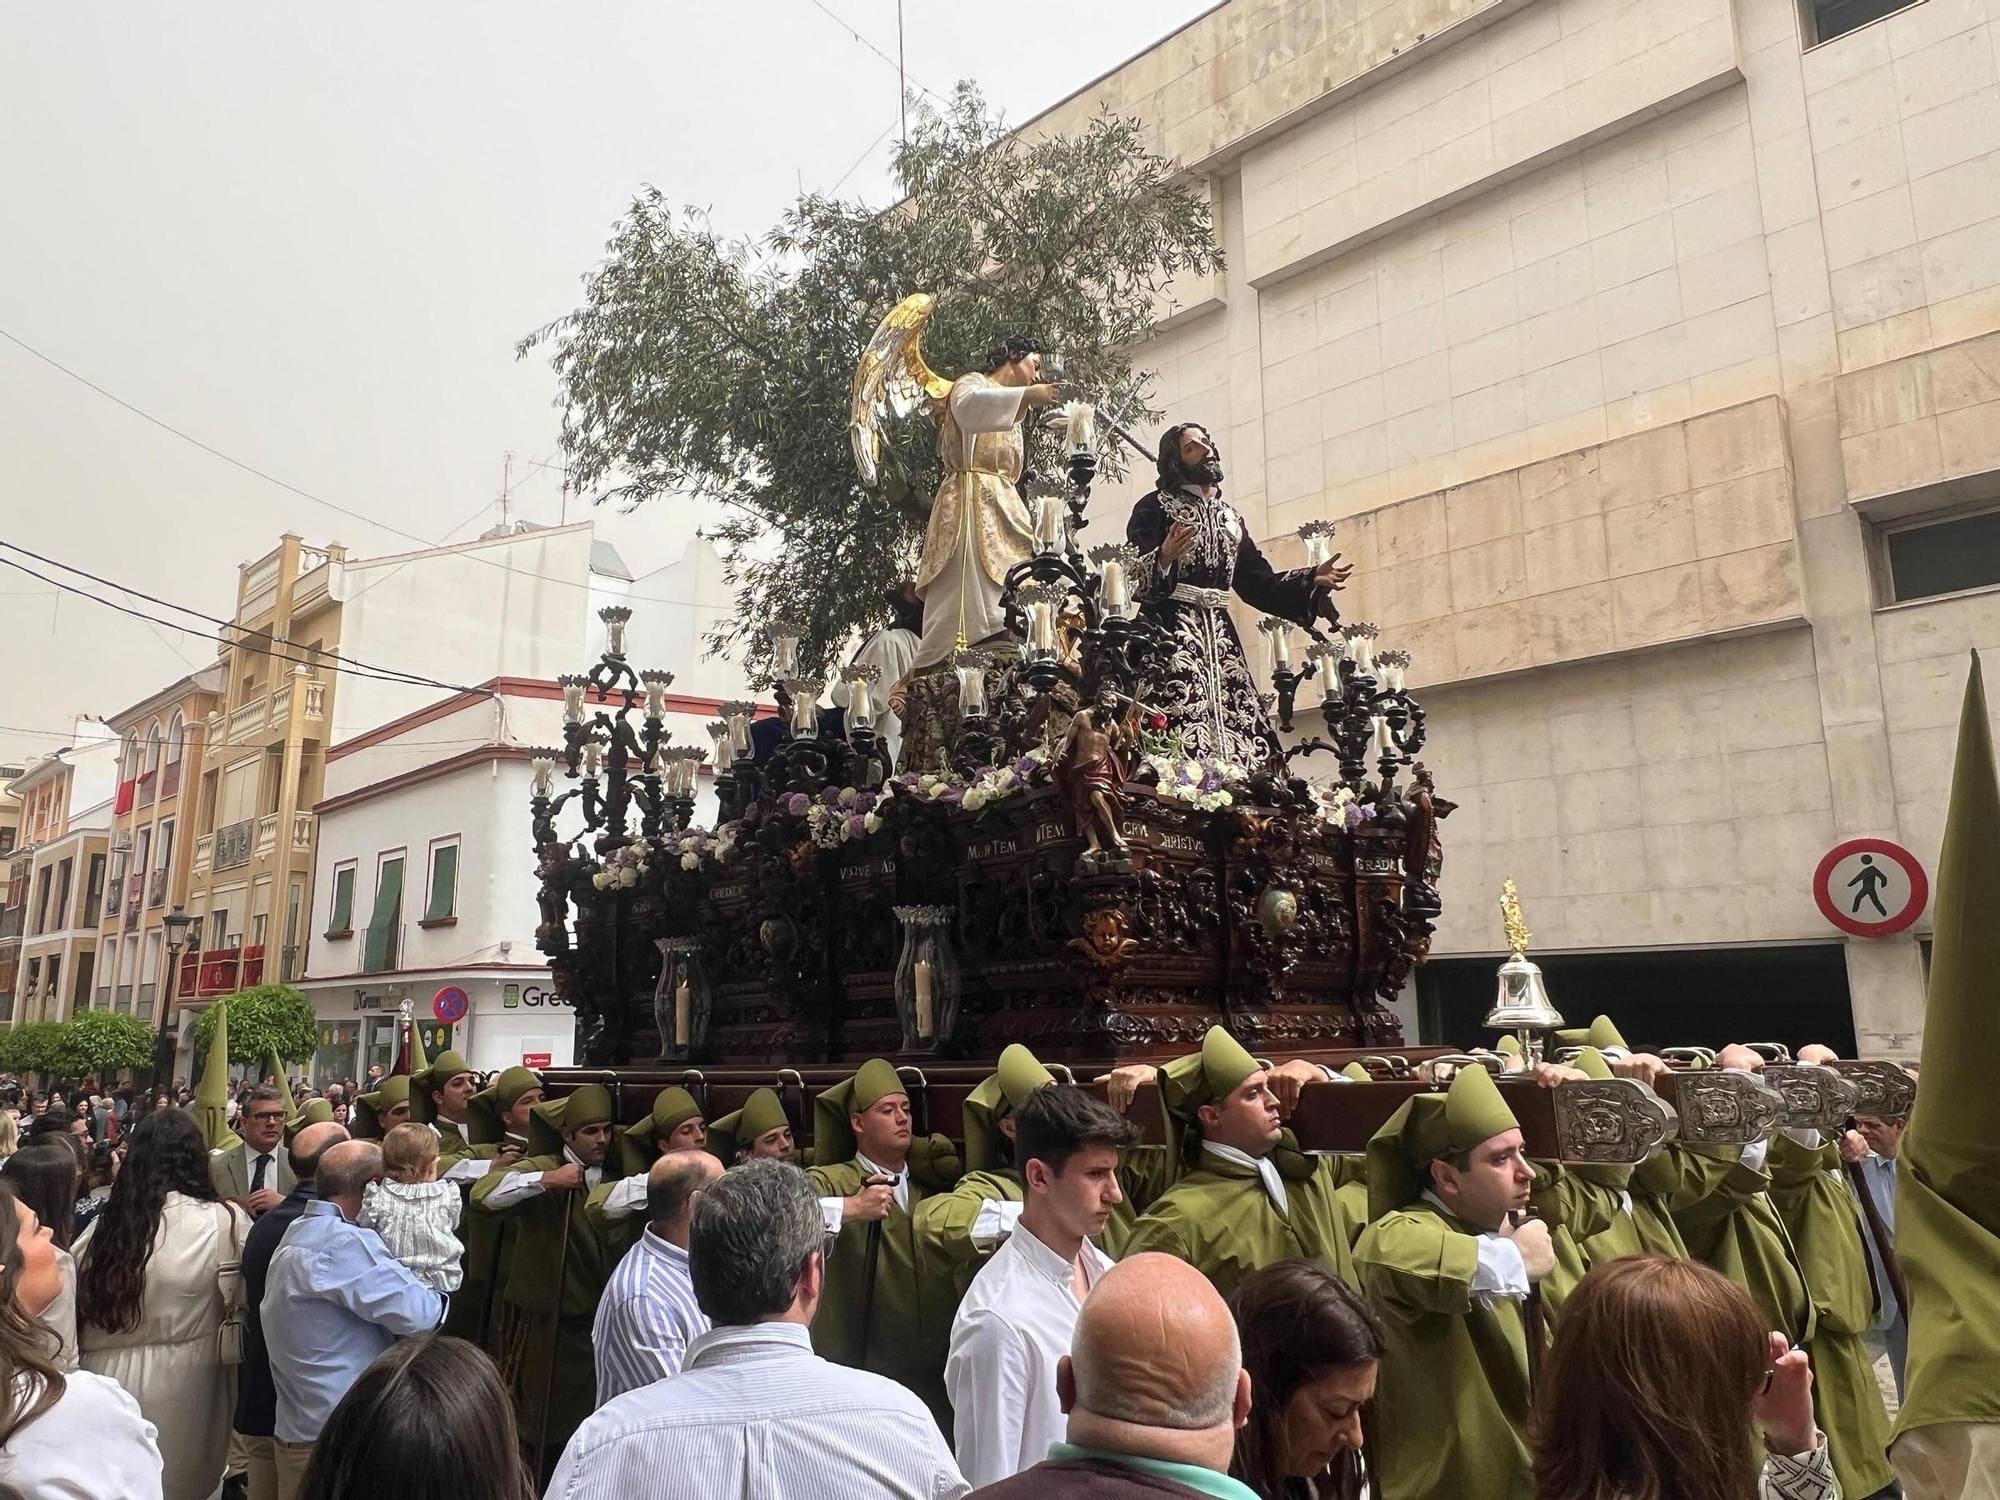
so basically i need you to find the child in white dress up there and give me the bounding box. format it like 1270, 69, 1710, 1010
358, 1123, 464, 1293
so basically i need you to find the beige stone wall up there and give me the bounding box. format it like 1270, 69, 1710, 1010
1050, 0, 2000, 1052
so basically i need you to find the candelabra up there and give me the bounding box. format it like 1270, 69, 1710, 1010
1281, 622, 1427, 801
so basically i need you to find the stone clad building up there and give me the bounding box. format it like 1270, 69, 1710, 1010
1045, 0, 2000, 1053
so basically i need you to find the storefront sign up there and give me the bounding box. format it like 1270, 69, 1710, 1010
502, 983, 571, 1010
1813, 838, 1928, 938
522, 1051, 552, 1068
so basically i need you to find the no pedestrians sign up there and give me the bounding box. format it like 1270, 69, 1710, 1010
1813, 838, 1928, 938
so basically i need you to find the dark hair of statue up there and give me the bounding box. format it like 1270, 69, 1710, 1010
76, 1108, 220, 1336
1530, 1255, 1767, 1500
1229, 1260, 1386, 1500
982, 334, 1042, 373
294, 1335, 535, 1500
0, 1185, 67, 1447
1, 1143, 78, 1251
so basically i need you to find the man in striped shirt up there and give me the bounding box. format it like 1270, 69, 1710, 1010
592, 1148, 725, 1404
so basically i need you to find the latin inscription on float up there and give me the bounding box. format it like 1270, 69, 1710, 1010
968, 836, 1020, 860
1355, 856, 1401, 876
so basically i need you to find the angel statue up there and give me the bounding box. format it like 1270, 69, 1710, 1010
851, 294, 1060, 770
1128, 422, 1352, 768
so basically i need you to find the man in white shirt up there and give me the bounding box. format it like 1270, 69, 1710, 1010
210, 1086, 296, 1217
548, 1158, 966, 1500
946, 1084, 1138, 1487
593, 1148, 723, 1404
408, 1049, 491, 1183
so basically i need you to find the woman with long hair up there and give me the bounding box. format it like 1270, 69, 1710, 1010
1531, 1255, 1833, 1500
2, 1142, 80, 1370
0, 1111, 19, 1161
1229, 1261, 1388, 1500
0, 1182, 163, 1498
75, 1108, 249, 1500
295, 1335, 534, 1500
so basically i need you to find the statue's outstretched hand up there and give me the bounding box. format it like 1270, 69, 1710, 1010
1313, 554, 1353, 591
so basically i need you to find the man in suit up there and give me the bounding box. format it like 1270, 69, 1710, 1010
229, 1119, 348, 1500
212, 1086, 298, 1217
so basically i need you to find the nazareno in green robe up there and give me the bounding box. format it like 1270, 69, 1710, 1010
806, 1155, 965, 1439
1118, 1141, 1360, 1300
1529, 1164, 1619, 1322
1767, 1130, 1898, 1499
1664, 1140, 1816, 1347
469, 1154, 621, 1466
1586, 1145, 1692, 1264
437, 1135, 514, 1347
1354, 1200, 1536, 1500
911, 1145, 1173, 1294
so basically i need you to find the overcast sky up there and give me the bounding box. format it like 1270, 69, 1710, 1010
0, 2, 1210, 768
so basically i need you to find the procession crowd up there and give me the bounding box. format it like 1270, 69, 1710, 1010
0, 1011, 1962, 1500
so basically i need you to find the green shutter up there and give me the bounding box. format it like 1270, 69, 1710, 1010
425, 845, 458, 921
329, 867, 355, 934
362, 858, 403, 973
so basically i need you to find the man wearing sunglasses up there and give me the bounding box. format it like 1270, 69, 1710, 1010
211, 1085, 298, 1218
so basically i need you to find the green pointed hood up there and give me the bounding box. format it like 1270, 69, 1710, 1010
527, 1084, 615, 1161
1896, 651, 2000, 1438
613, 1086, 704, 1176
194, 1002, 237, 1152
707, 1088, 792, 1163
353, 1075, 412, 1140
467, 1066, 541, 1146
1339, 1061, 1373, 1082
270, 1051, 298, 1119
811, 1059, 905, 1167
1554, 1015, 1628, 1051
409, 1049, 476, 1125
1366, 1063, 1520, 1221
962, 1044, 1056, 1173
1158, 1027, 1262, 1162
284, 1097, 335, 1145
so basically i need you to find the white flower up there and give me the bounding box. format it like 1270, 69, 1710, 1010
1215, 790, 1233, 808
928, 782, 950, 799
919, 774, 940, 792
963, 788, 988, 813
619, 866, 639, 888
864, 812, 883, 834
592, 871, 611, 890
680, 851, 700, 871
996, 768, 1017, 790
838, 787, 857, 807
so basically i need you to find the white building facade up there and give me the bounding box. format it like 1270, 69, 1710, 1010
1041, 0, 2000, 1056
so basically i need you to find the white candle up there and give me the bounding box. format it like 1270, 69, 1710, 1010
1027, 599, 1056, 652
561, 677, 586, 723
582, 740, 603, 776
957, 663, 987, 717
1062, 400, 1096, 454
913, 957, 935, 1040
789, 683, 818, 737
674, 976, 691, 1047
531, 756, 554, 797
848, 674, 874, 727
1271, 622, 1293, 672
1101, 558, 1127, 616
1034, 496, 1065, 555
1374, 716, 1392, 754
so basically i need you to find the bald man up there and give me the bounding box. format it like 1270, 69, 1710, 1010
593, 1148, 726, 1404
968, 1252, 1256, 1499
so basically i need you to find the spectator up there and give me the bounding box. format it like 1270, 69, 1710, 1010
77, 1138, 118, 1234
1531, 1255, 1832, 1500
75, 1108, 250, 1500
25, 1109, 75, 1144
212, 1087, 297, 1219
291, 1335, 532, 1500
547, 1157, 966, 1499
592, 1148, 724, 1405
357, 1123, 463, 1294
331, 1101, 349, 1128
261, 1140, 447, 1500
0, 1182, 165, 1499
234, 1121, 349, 1500
2, 1141, 80, 1370
1228, 1262, 1385, 1500
946, 1084, 1136, 1487
0, 1113, 17, 1161
1850, 1090, 1911, 1398
967, 1252, 1254, 1499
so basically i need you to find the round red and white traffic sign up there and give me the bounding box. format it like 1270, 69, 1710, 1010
1813, 838, 1928, 938
432, 985, 470, 1024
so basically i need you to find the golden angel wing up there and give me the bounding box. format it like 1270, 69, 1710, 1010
849, 292, 953, 488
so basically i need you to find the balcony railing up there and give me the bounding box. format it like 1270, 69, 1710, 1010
226, 699, 266, 745
255, 814, 279, 858
194, 834, 214, 877
161, 760, 181, 800
148, 868, 169, 908
214, 819, 253, 872
185, 945, 263, 999
292, 812, 314, 852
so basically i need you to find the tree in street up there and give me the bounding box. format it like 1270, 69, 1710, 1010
522, 83, 1222, 680
190, 984, 317, 1070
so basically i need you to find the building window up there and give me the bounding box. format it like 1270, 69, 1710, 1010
1805, 0, 1922, 44
422, 840, 459, 925
84, 853, 105, 923
326, 863, 357, 937
1882, 506, 2000, 604
31, 867, 51, 936
166, 711, 185, 766
363, 852, 405, 975
210, 909, 231, 950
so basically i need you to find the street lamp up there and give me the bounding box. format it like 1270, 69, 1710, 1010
152, 906, 196, 1092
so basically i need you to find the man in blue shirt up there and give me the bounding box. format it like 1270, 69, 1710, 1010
232, 1119, 348, 1500
262, 1138, 448, 1499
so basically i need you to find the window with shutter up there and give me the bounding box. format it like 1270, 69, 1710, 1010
327, 865, 356, 936
424, 843, 458, 923
363, 855, 404, 974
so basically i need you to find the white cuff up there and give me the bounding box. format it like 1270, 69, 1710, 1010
970, 1197, 1025, 1251
1739, 1137, 1771, 1174
1471, 1235, 1531, 1299
442, 1157, 487, 1184
1781, 1126, 1822, 1149
1319, 1065, 1354, 1083
820, 1197, 845, 1236
481, 1169, 546, 1208
601, 1173, 649, 1219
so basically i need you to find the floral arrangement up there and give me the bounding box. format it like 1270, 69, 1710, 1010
1140, 749, 1248, 813
591, 842, 650, 890
779, 785, 885, 848
1314, 781, 1376, 830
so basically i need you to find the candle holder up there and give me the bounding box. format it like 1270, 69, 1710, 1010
951, 649, 1006, 778
891, 904, 962, 1055
600, 605, 633, 658
1298, 520, 1338, 567
1281, 627, 1426, 802
841, 664, 883, 787
652, 936, 713, 1062
768, 621, 803, 681
1260, 617, 1318, 733
1088, 543, 1139, 622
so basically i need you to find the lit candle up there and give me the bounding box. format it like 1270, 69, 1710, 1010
1061, 400, 1096, 455
955, 654, 987, 717
560, 676, 586, 724
1264, 619, 1292, 672
1034, 496, 1065, 555
1101, 557, 1127, 614
531, 755, 555, 797
913, 957, 935, 1041
1028, 599, 1055, 652
845, 667, 875, 728
674, 976, 691, 1047
789, 681, 819, 737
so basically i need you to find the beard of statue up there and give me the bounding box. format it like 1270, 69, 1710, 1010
1158, 424, 1226, 490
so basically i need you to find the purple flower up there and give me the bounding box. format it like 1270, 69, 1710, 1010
820, 786, 843, 808
1198, 768, 1222, 794
940, 786, 965, 806
852, 790, 878, 814
1344, 801, 1369, 829
785, 792, 812, 817
845, 813, 869, 840
1012, 756, 1038, 781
